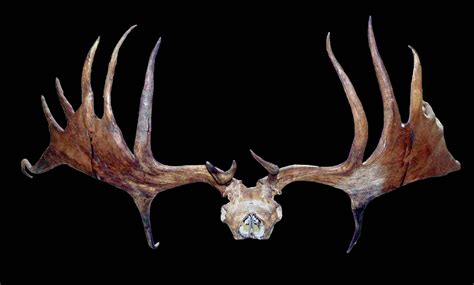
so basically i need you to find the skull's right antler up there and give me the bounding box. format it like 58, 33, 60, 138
251, 17, 461, 252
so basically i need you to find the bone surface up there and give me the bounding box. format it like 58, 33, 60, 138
21, 19, 460, 252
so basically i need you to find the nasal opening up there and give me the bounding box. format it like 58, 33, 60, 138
238, 213, 265, 239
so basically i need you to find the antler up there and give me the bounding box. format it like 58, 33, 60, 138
21, 26, 236, 249
252, 17, 460, 252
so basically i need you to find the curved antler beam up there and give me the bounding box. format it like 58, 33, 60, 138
21, 27, 236, 249
22, 20, 460, 252
254, 17, 460, 252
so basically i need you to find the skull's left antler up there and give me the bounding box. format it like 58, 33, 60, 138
251, 17, 461, 252
21, 26, 237, 248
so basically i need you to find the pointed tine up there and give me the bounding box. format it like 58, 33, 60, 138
206, 161, 219, 175
41, 95, 63, 132
368, 16, 401, 129
81, 37, 100, 116
326, 33, 368, 165
225, 160, 238, 182
206, 160, 237, 185
103, 25, 137, 121
250, 150, 279, 176
133, 196, 160, 249
346, 221, 362, 253
55, 78, 74, 120
21, 149, 62, 178
346, 198, 369, 253
21, 159, 33, 178
407, 46, 423, 126
134, 37, 161, 162
21, 155, 60, 178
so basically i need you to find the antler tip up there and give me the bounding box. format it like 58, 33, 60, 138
408, 46, 421, 66
408, 45, 421, 64
205, 161, 217, 174
92, 36, 101, 48
123, 25, 138, 36
455, 160, 461, 169
250, 149, 279, 176
368, 16, 374, 36
325, 32, 332, 51
346, 240, 357, 253
326, 32, 332, 47
21, 158, 33, 178
206, 160, 236, 185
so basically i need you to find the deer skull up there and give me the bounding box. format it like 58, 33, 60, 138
21, 18, 460, 252
219, 179, 282, 240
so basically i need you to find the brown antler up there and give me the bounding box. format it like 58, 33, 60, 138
21, 26, 236, 248
21, 20, 461, 252
252, 17, 460, 252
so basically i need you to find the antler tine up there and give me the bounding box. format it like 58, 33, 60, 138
134, 37, 162, 164
206, 160, 238, 186
22, 27, 242, 249
81, 37, 100, 120
21, 95, 65, 177
326, 33, 368, 165
327, 33, 371, 251
20, 39, 100, 180
407, 46, 423, 126
21, 159, 34, 178
22, 23, 461, 252
103, 25, 137, 121
40, 95, 63, 133
250, 150, 279, 176
402, 45, 460, 184
55, 78, 74, 120
346, 195, 371, 253
368, 17, 402, 150
132, 194, 160, 249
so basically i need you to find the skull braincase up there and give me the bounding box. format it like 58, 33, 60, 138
220, 180, 282, 240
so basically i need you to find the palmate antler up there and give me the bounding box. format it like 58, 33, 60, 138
21, 26, 237, 248
22, 19, 460, 252
252, 17, 460, 252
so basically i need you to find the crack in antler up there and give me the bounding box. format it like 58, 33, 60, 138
22, 18, 460, 252
251, 17, 460, 252
21, 26, 236, 249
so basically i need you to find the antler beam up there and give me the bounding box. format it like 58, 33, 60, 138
22, 19, 460, 252
21, 26, 236, 249
252, 17, 460, 252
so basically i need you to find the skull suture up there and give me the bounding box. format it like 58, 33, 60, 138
220, 180, 282, 240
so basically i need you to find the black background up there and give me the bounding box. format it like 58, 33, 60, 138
2, 3, 472, 283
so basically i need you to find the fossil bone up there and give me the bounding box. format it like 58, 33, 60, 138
21, 18, 460, 252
